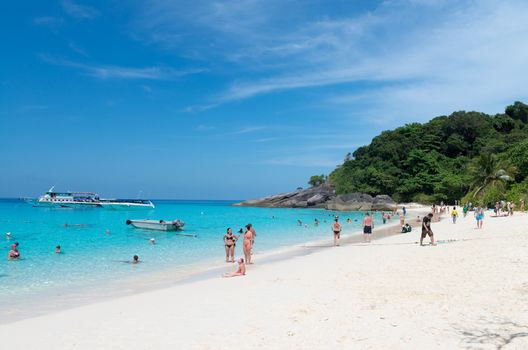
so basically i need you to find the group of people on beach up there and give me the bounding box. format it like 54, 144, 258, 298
221, 224, 256, 277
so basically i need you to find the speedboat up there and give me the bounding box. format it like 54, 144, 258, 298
126, 219, 185, 231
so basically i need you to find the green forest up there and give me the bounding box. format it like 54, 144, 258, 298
327, 101, 528, 206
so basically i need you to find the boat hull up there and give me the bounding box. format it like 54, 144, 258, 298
126, 219, 184, 231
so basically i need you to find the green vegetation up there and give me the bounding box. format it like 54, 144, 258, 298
308, 174, 327, 187
324, 101, 528, 206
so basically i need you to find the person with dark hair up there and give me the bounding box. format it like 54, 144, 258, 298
55, 245, 61, 254
223, 227, 239, 263
8, 243, 20, 260
363, 212, 373, 243
420, 213, 435, 246
332, 217, 342, 246
132, 255, 139, 264
243, 226, 253, 264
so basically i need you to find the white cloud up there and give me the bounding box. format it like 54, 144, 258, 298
132, 0, 528, 120
40, 55, 205, 80
61, 0, 99, 20
33, 16, 64, 27
264, 155, 341, 167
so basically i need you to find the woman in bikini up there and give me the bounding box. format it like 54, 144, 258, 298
243, 225, 253, 264
223, 228, 239, 263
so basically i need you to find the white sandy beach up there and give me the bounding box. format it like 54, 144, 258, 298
1, 210, 527, 349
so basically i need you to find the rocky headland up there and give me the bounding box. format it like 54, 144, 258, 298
234, 185, 397, 211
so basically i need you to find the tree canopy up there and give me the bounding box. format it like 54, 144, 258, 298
326, 101, 528, 205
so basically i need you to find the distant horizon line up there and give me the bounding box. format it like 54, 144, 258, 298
0, 197, 245, 202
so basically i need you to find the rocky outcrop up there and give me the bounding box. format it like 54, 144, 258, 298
234, 186, 397, 211
234, 185, 335, 208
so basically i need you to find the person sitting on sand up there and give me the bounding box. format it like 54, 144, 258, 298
332, 217, 342, 246
8, 243, 20, 260
222, 258, 246, 278
55, 245, 61, 254
224, 228, 239, 263
420, 213, 435, 246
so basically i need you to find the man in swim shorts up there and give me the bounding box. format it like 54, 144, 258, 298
420, 213, 435, 246
363, 212, 373, 243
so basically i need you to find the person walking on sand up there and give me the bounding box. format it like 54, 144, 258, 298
224, 228, 239, 263
399, 212, 405, 228
451, 206, 458, 224
243, 225, 253, 264
363, 213, 373, 243
520, 199, 525, 212
332, 217, 342, 246
475, 206, 484, 229
420, 213, 435, 246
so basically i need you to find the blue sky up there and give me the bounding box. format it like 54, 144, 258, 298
1, 0, 528, 199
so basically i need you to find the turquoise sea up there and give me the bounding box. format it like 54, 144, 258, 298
0, 199, 381, 302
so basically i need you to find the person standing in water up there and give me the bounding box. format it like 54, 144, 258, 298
363, 213, 373, 243
8, 243, 20, 260
223, 227, 239, 263
243, 225, 253, 264
420, 213, 435, 246
332, 217, 342, 246
451, 206, 458, 224
382, 212, 387, 224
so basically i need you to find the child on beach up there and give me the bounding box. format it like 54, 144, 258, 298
222, 258, 246, 278
451, 207, 458, 224
475, 206, 484, 229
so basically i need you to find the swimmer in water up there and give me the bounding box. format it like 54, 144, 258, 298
132, 255, 139, 264
222, 258, 246, 278
55, 245, 61, 253
8, 244, 20, 260
6, 232, 11, 240
105, 229, 111, 235
150, 238, 155, 245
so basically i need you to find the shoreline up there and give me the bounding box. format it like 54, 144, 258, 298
0, 208, 427, 324
2, 208, 527, 349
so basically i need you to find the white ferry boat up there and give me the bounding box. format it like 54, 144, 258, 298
31, 187, 155, 210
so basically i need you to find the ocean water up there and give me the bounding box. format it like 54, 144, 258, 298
0, 199, 382, 300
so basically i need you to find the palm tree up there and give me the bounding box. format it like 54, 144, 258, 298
468, 153, 515, 198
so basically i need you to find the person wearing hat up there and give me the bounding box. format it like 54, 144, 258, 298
8, 243, 20, 260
